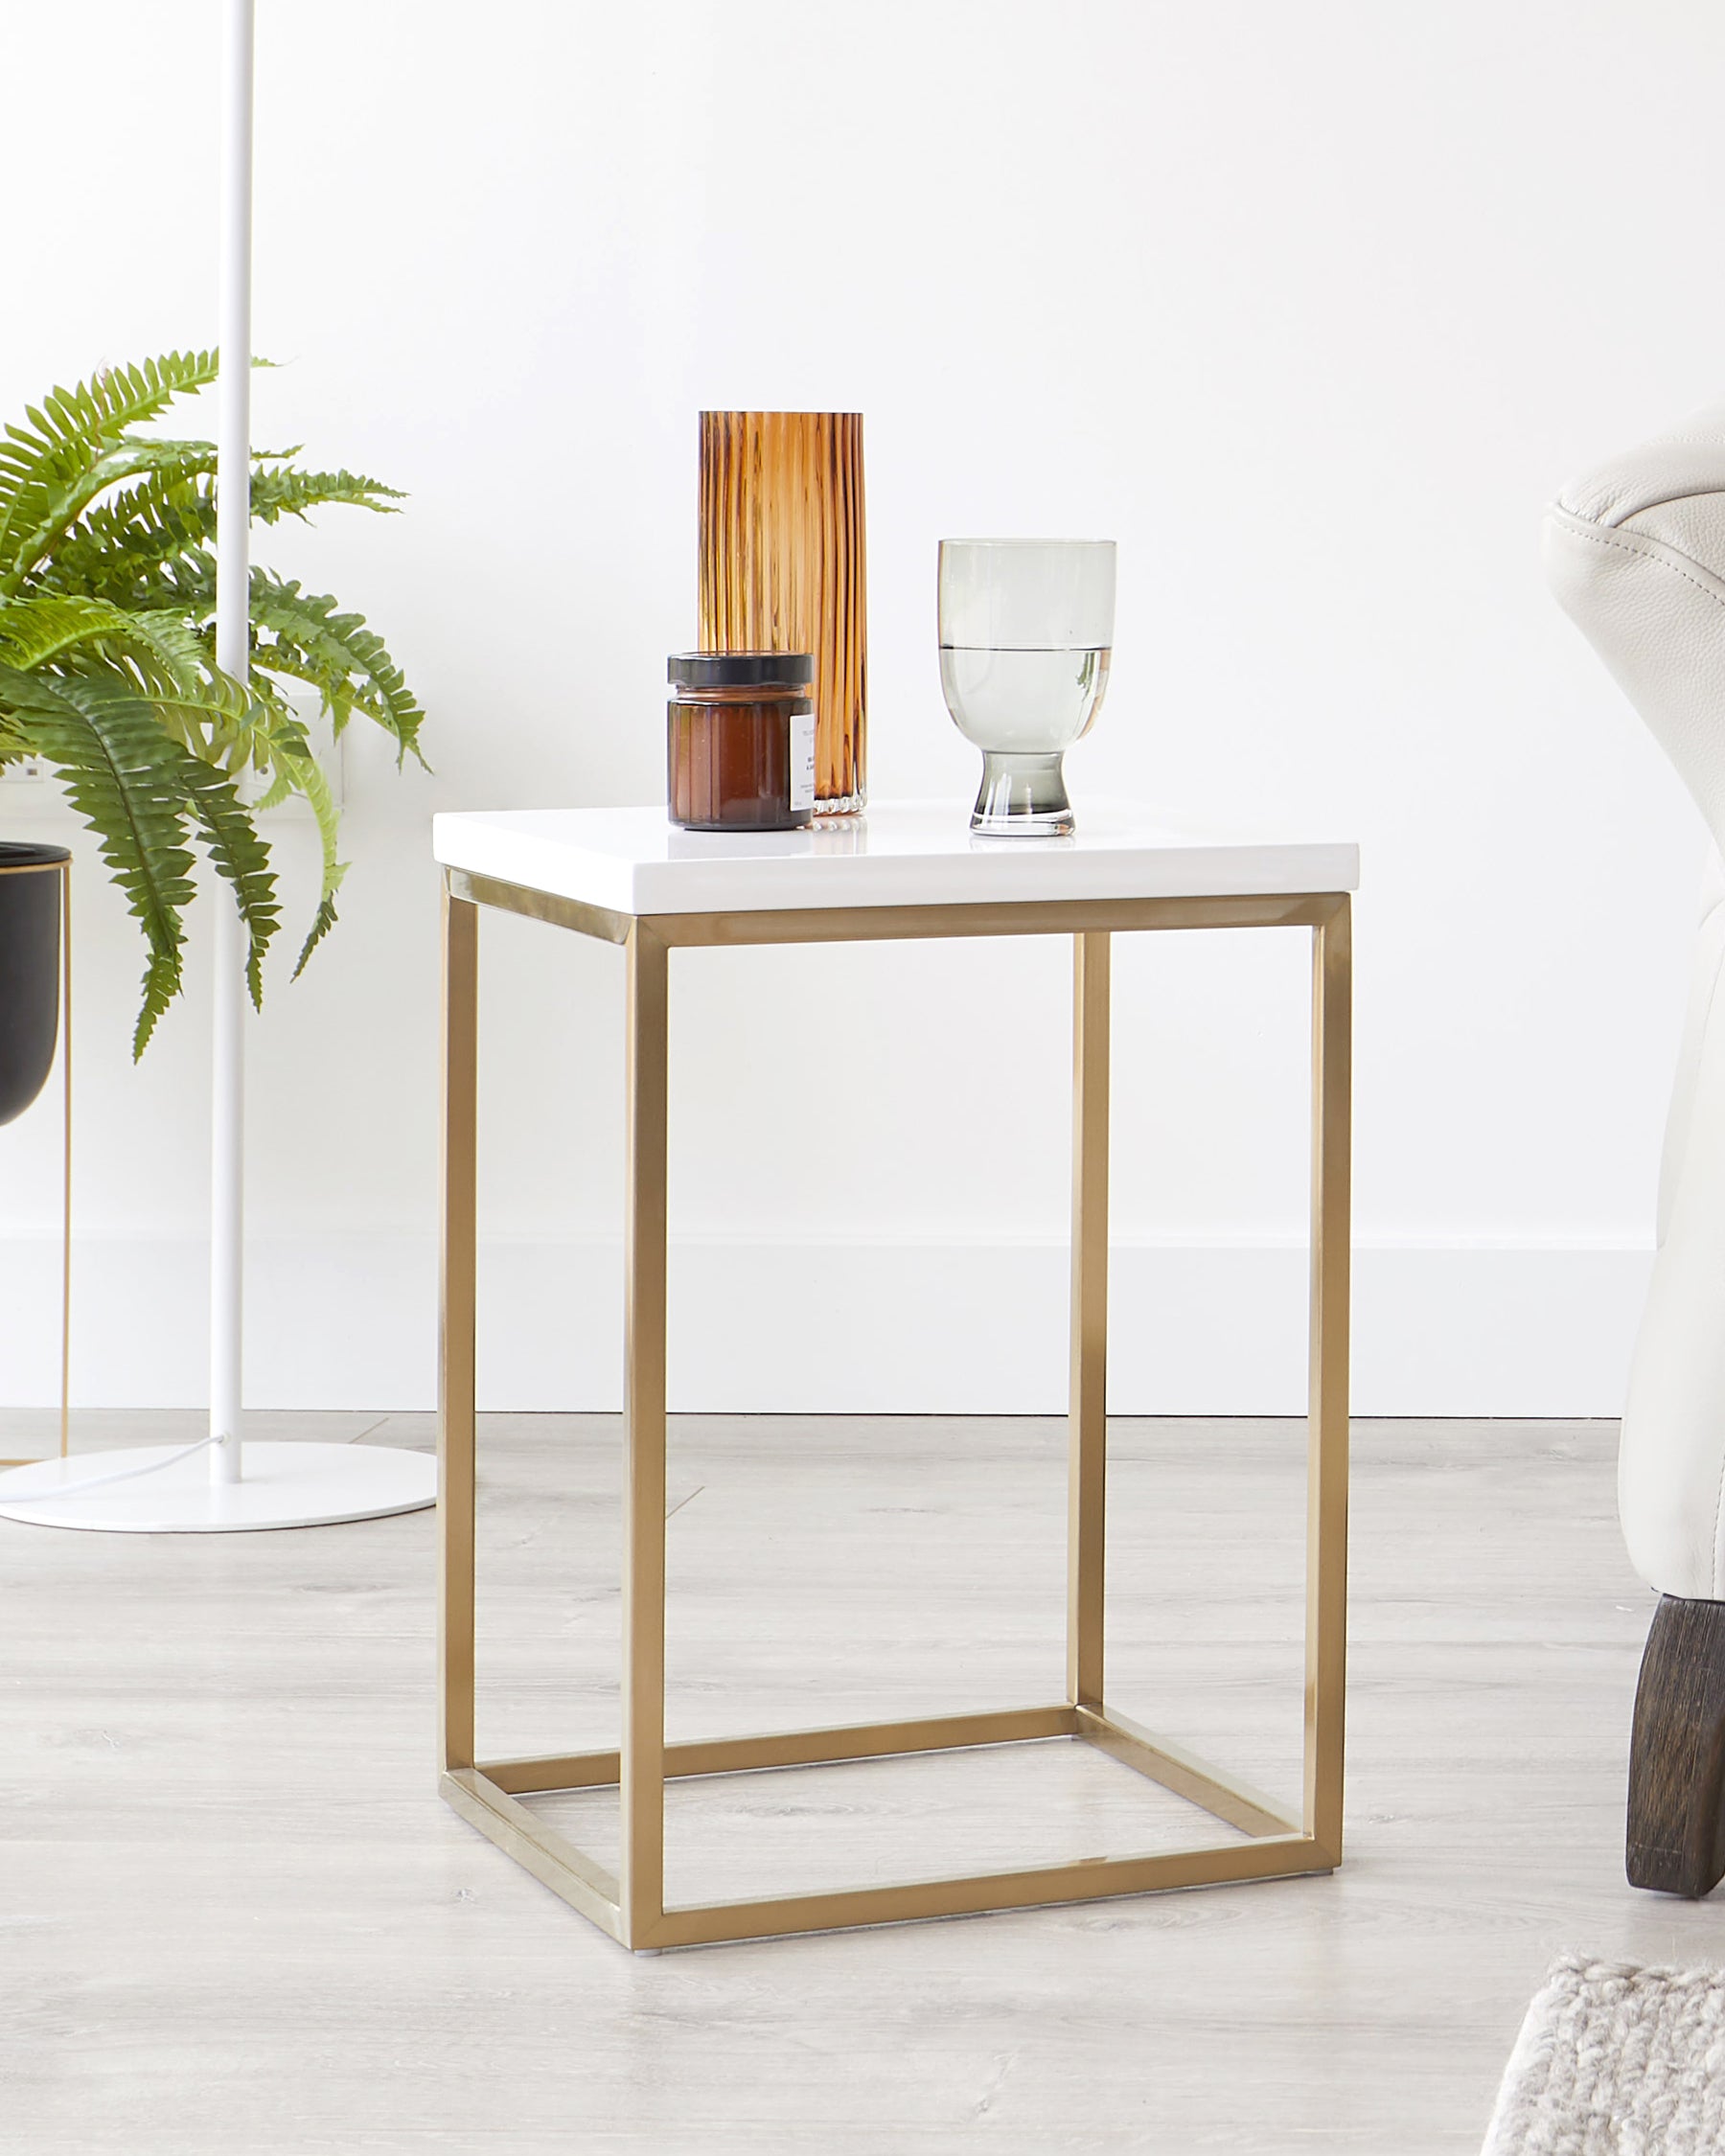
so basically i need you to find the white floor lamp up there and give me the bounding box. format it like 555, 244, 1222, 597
0, 0, 437, 1532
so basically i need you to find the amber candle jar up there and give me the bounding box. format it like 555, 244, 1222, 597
667, 653, 816, 832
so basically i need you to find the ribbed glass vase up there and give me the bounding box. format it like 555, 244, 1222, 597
699, 411, 866, 816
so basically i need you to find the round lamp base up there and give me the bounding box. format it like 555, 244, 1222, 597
0, 1440, 436, 1533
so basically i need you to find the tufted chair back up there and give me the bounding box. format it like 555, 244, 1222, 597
1544, 406, 1725, 1895
1546, 410, 1725, 1605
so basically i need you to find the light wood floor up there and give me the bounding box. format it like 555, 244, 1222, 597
1, 1412, 1714, 2153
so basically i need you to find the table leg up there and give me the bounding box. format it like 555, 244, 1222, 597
1304, 894, 1351, 1858
439, 887, 478, 1776
622, 922, 670, 1946
1069, 930, 1111, 1713
433, 883, 1348, 1947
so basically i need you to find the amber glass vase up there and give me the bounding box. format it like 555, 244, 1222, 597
699, 411, 866, 815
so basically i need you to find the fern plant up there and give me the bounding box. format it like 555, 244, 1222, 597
0, 349, 424, 1053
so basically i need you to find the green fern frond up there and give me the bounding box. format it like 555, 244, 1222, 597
47, 466, 400, 608
72, 549, 216, 623
44, 472, 217, 602
0, 661, 196, 1055
121, 608, 220, 696
293, 890, 342, 975
0, 352, 218, 493
0, 594, 215, 705
0, 592, 132, 670
172, 750, 281, 1007
251, 468, 403, 523
249, 571, 425, 759
46, 351, 221, 446
0, 351, 222, 572
108, 672, 277, 772
1, 439, 223, 594
267, 743, 348, 975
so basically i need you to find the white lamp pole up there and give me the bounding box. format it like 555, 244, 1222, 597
0, 0, 437, 1530
210, 0, 254, 1487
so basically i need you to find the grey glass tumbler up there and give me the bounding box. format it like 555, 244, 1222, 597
938, 539, 1116, 836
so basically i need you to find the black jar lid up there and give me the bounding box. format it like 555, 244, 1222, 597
668, 651, 814, 689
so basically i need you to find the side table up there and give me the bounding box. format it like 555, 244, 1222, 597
431, 801, 1356, 1951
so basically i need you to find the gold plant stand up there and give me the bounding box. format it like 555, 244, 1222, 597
0, 850, 71, 1470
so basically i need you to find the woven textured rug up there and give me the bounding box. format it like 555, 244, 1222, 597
1483, 1956, 1725, 2154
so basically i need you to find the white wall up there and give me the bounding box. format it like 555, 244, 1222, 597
3, 0, 1719, 1420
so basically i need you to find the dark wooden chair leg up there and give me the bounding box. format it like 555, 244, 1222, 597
1628, 1594, 1725, 1896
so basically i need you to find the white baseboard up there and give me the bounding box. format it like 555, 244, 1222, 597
0, 1232, 1651, 1418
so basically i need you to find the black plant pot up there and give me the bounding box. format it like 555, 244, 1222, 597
0, 842, 69, 1128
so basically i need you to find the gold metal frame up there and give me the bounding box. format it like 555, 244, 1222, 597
438, 868, 1351, 1951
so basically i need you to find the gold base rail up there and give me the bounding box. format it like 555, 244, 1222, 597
445, 1706, 1326, 1952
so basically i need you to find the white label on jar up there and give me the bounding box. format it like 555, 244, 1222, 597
791, 709, 816, 814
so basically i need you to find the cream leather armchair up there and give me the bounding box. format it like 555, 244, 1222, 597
1546, 403, 1725, 1896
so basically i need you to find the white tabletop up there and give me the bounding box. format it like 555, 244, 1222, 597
432, 801, 1359, 918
